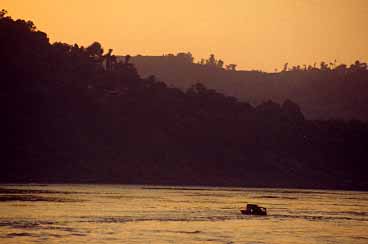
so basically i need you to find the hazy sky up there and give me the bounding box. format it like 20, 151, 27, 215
3, 0, 368, 71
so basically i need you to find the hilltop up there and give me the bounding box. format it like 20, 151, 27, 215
1, 10, 368, 190
122, 53, 368, 120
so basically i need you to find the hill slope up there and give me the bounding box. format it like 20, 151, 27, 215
1, 11, 368, 190
125, 54, 368, 120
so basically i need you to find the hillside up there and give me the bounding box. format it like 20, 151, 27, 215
1, 11, 368, 190
124, 53, 368, 120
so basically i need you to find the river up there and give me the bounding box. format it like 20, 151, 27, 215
0, 184, 367, 243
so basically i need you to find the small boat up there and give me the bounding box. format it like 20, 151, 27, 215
240, 204, 267, 216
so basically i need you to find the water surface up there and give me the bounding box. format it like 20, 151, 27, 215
0, 184, 367, 243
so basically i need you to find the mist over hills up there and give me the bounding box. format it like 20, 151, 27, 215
1, 10, 368, 190
124, 53, 368, 121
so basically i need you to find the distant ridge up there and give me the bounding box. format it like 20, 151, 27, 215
118, 53, 368, 121
2, 10, 368, 190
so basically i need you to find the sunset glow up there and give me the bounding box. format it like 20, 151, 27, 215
2, 1, 368, 243
3, 0, 368, 71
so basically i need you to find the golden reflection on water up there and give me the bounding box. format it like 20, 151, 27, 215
0, 185, 367, 244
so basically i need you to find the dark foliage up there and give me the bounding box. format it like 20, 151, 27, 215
128, 54, 368, 121
1, 12, 367, 190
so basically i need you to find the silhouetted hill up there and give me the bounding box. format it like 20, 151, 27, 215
123, 54, 368, 121
1, 10, 368, 190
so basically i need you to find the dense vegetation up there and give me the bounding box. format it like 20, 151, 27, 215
1, 10, 367, 189
128, 53, 368, 121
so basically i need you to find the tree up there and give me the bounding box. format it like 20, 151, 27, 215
217, 59, 224, 69
334, 64, 347, 74
176, 52, 194, 63
226, 64, 237, 71
86, 42, 104, 61
0, 9, 8, 19
186, 82, 209, 95
350, 60, 367, 72
125, 54, 131, 64
282, 99, 305, 122
320, 61, 329, 71
104, 48, 113, 71
206, 54, 216, 66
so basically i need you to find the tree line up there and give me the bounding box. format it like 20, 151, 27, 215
1, 10, 367, 189
140, 51, 367, 73
128, 52, 368, 121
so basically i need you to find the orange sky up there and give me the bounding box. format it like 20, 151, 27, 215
2, 0, 368, 71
